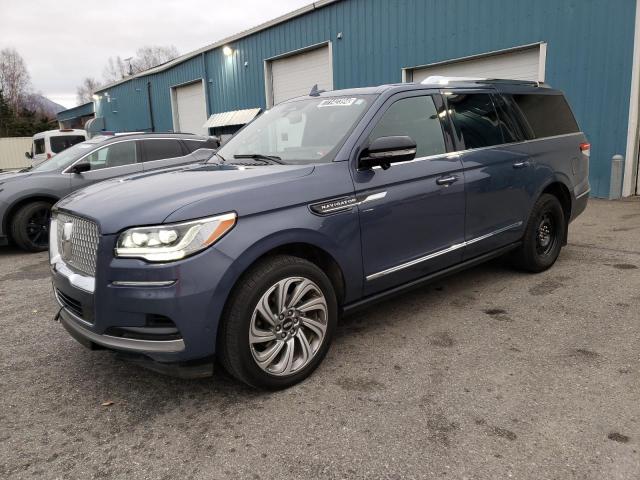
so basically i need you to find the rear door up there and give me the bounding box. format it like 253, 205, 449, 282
70, 140, 142, 190
444, 90, 532, 259
352, 91, 466, 295
140, 138, 190, 171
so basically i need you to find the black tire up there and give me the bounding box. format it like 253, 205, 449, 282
511, 193, 565, 272
218, 255, 338, 389
10, 201, 52, 252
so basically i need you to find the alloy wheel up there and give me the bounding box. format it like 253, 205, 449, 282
249, 277, 328, 377
26, 207, 50, 247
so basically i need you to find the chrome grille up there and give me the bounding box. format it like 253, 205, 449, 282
56, 213, 99, 276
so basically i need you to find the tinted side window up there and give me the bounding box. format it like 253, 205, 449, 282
34, 138, 45, 154
492, 94, 526, 143
182, 140, 206, 153
143, 139, 185, 162
83, 141, 138, 170
511, 94, 579, 138
50, 135, 85, 153
369, 96, 446, 158
447, 93, 503, 149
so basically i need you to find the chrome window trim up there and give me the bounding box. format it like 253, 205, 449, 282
369, 132, 584, 170
61, 137, 187, 174
366, 221, 523, 281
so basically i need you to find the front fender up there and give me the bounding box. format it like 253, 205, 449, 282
206, 206, 363, 336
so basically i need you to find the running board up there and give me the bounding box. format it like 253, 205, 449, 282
342, 242, 521, 316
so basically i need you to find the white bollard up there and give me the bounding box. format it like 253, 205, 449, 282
609, 154, 624, 200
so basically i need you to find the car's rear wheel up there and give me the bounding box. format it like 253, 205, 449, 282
219, 255, 337, 389
511, 193, 565, 272
10, 201, 52, 252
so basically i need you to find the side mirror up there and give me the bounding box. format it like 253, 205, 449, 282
24, 151, 33, 159
358, 136, 417, 170
70, 163, 91, 174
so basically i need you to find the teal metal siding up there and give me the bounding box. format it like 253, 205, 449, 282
57, 102, 94, 122
96, 0, 637, 197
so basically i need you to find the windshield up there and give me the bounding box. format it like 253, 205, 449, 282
31, 138, 105, 172
216, 95, 374, 164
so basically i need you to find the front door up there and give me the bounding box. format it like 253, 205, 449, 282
352, 92, 466, 295
70, 140, 143, 190
444, 90, 531, 258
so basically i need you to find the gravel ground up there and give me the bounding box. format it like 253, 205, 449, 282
0, 198, 639, 479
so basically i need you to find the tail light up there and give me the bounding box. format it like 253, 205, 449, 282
579, 143, 591, 157
47, 153, 52, 159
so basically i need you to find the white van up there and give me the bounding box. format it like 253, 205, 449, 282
25, 129, 87, 166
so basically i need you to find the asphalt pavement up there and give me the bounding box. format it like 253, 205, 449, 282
0, 198, 639, 479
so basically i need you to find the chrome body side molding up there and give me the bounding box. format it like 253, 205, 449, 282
366, 221, 523, 281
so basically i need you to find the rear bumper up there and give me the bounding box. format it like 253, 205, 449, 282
570, 187, 590, 222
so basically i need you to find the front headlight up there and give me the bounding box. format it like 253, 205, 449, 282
115, 212, 236, 262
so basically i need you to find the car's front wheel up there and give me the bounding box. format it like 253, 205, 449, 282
10, 201, 52, 252
512, 193, 565, 272
219, 255, 337, 389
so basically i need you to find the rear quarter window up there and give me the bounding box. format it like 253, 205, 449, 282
511, 94, 579, 138
50, 135, 86, 153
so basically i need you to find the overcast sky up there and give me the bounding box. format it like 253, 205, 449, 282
0, 0, 312, 108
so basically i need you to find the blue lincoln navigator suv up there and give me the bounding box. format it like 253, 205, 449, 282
50, 78, 589, 389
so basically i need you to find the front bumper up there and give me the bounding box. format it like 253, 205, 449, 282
57, 304, 185, 353
51, 230, 236, 365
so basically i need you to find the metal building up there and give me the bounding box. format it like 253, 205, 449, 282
56, 102, 95, 129
62, 0, 640, 198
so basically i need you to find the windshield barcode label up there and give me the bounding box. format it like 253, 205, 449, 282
317, 98, 357, 108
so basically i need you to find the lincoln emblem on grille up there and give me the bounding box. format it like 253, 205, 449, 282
61, 221, 73, 260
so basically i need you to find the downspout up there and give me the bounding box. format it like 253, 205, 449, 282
622, 0, 640, 196
201, 52, 211, 135
147, 81, 155, 132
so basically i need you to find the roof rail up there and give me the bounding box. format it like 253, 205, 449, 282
420, 76, 485, 85
420, 76, 542, 87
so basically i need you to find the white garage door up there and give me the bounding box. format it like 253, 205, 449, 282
408, 45, 545, 83
173, 81, 207, 135
269, 45, 333, 106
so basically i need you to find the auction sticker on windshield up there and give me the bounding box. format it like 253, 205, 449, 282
318, 97, 358, 107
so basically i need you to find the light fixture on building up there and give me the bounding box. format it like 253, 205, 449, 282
92, 94, 100, 101
222, 46, 234, 56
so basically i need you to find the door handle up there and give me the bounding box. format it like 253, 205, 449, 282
512, 161, 530, 169
436, 175, 458, 186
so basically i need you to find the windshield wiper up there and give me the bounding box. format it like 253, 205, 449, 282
233, 154, 285, 165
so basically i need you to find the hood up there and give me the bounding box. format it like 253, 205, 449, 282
56, 163, 316, 234
0, 171, 33, 183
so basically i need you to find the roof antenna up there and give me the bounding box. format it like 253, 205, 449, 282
309, 84, 325, 96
